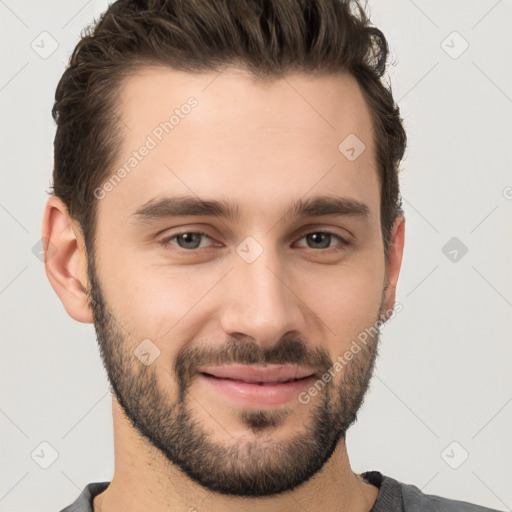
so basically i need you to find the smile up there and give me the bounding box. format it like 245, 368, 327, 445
197, 364, 316, 407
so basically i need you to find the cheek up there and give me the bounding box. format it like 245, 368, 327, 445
294, 256, 384, 350
97, 249, 219, 346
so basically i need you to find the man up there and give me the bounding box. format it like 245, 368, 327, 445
42, 0, 500, 510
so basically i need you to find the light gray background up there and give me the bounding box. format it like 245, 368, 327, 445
1, 1, 511, 511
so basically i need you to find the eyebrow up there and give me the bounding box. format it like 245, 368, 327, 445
130, 195, 370, 223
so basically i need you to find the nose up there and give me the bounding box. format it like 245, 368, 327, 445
219, 243, 307, 349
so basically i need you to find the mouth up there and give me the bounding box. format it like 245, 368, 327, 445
197, 364, 316, 407
199, 364, 315, 384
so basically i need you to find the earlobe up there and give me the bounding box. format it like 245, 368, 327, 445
381, 215, 406, 320
42, 196, 94, 324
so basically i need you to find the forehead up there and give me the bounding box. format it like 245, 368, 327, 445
98, 66, 379, 226
118, 66, 375, 149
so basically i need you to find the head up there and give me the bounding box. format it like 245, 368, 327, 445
44, 0, 406, 498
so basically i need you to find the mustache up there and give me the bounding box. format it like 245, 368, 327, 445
174, 336, 333, 393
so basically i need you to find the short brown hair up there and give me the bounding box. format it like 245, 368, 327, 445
50, 0, 406, 261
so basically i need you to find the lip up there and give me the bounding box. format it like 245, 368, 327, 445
197, 364, 316, 407
199, 364, 314, 384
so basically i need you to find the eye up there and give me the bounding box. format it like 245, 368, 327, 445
158, 230, 349, 253
295, 231, 349, 250
160, 231, 214, 251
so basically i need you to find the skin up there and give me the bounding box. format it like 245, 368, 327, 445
43, 66, 405, 511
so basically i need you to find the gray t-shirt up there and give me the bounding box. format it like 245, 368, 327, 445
58, 471, 503, 511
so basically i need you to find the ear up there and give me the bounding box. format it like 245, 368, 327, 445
42, 195, 94, 323
381, 214, 405, 321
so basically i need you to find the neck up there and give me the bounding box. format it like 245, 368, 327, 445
94, 400, 378, 512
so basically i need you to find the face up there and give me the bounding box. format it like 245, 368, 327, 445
84, 67, 401, 497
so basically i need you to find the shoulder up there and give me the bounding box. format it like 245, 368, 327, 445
397, 479, 503, 512
58, 481, 110, 512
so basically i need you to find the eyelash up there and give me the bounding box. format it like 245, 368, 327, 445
158, 230, 350, 254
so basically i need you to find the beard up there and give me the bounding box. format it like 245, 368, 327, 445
85, 250, 383, 497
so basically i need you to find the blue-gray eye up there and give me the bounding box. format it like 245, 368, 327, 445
161, 231, 212, 250
296, 232, 346, 249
